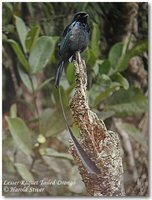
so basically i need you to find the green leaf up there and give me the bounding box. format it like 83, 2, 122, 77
93, 60, 100, 76
88, 75, 113, 107
116, 54, 130, 72
25, 26, 40, 52
52, 85, 68, 108
66, 63, 75, 84
39, 148, 73, 161
108, 42, 124, 69
99, 59, 111, 75
18, 65, 37, 92
81, 48, 90, 62
52, 86, 60, 106
3, 24, 15, 34
7, 39, 29, 72
128, 40, 148, 58
29, 36, 55, 74
105, 88, 148, 117
66, 83, 75, 96
111, 73, 129, 90
60, 86, 69, 108
3, 3, 13, 25
10, 104, 17, 118
116, 122, 147, 148
116, 40, 148, 72
60, 79, 70, 90
91, 23, 100, 57
39, 108, 71, 137
87, 49, 97, 68
4, 2, 13, 12
2, 33, 8, 41
15, 16, 28, 53
15, 163, 34, 182
94, 83, 120, 107
6, 117, 33, 156
36, 77, 54, 91
97, 110, 115, 120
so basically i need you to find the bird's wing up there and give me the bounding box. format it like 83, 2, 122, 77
59, 22, 76, 56
58, 24, 71, 48
62, 24, 71, 37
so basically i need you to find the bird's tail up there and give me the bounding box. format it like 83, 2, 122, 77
55, 61, 65, 88
58, 87, 101, 175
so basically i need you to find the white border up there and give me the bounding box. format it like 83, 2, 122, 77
0, 1, 151, 200
1, 0, 150, 2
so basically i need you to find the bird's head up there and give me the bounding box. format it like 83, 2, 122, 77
72, 11, 89, 23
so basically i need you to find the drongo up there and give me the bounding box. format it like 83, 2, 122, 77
55, 11, 90, 87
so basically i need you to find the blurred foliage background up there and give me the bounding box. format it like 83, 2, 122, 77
2, 2, 148, 196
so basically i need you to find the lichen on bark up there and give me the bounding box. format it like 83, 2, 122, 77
69, 52, 125, 196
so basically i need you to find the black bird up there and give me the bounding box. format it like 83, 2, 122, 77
56, 13, 100, 175
55, 11, 90, 87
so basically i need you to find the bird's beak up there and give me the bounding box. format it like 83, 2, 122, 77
84, 13, 89, 18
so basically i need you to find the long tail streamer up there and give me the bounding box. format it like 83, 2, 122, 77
58, 86, 100, 175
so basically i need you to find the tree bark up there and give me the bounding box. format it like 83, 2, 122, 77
69, 52, 125, 196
